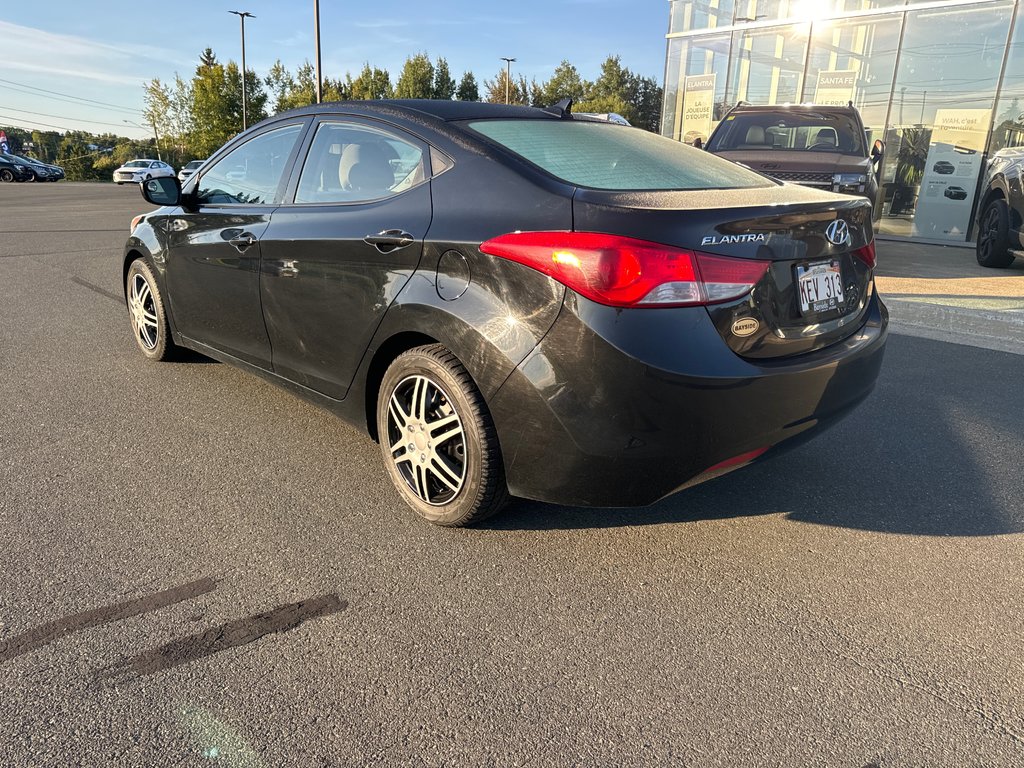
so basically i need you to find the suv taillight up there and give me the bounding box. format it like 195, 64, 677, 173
479, 232, 770, 308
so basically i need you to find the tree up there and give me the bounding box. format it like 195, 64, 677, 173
394, 53, 435, 99
265, 59, 296, 114
456, 71, 479, 102
538, 61, 588, 106
433, 57, 456, 100
625, 75, 663, 133
483, 69, 530, 105
142, 78, 172, 160
190, 55, 235, 157
349, 64, 393, 100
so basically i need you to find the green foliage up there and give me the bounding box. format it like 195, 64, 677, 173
483, 69, 531, 105
539, 61, 588, 106
433, 58, 456, 100
395, 53, 435, 99
456, 72, 479, 102
349, 64, 393, 100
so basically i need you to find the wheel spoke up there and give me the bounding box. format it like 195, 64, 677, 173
413, 463, 429, 500
426, 411, 459, 436
431, 423, 464, 447
388, 392, 410, 429
412, 376, 430, 422
428, 455, 462, 493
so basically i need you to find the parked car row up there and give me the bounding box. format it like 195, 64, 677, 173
0, 153, 65, 182
110, 158, 207, 185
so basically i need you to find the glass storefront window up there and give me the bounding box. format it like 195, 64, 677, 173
663, 34, 733, 143
879, 1, 1014, 240
729, 24, 809, 106
804, 14, 902, 133
990, 5, 1024, 153
669, 0, 736, 34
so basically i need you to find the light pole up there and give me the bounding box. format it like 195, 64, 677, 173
500, 57, 516, 104
230, 11, 255, 130
124, 119, 161, 161
314, 0, 323, 103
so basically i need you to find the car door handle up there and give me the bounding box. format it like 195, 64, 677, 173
363, 229, 415, 253
229, 233, 257, 251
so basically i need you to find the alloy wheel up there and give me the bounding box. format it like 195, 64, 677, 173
979, 206, 999, 260
128, 272, 160, 350
385, 374, 467, 505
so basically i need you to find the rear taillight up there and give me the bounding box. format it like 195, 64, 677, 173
479, 231, 770, 308
853, 239, 876, 269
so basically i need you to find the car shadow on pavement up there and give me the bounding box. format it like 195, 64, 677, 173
484, 335, 1024, 537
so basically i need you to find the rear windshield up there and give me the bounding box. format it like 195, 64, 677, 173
467, 119, 773, 191
708, 111, 867, 156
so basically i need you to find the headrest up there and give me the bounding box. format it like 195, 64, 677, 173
744, 125, 766, 145
339, 143, 393, 194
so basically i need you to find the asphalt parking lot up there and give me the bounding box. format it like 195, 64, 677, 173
1, 183, 1023, 766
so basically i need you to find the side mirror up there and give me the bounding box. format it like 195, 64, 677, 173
141, 176, 181, 207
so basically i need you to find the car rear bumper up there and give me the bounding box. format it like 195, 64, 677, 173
489, 291, 888, 507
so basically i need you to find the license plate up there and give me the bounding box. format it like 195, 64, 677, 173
796, 260, 844, 315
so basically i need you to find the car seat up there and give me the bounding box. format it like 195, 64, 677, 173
339, 143, 395, 196
738, 125, 768, 150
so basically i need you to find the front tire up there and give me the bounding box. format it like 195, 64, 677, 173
126, 259, 175, 361
377, 345, 509, 527
976, 198, 1015, 268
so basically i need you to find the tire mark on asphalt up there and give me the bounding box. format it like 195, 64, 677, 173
103, 593, 346, 678
0, 577, 218, 664
70, 275, 122, 303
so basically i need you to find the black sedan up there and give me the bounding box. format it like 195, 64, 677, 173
124, 100, 887, 526
976, 147, 1024, 268
0, 154, 34, 182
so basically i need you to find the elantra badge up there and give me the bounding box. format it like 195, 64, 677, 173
701, 234, 767, 246
825, 219, 851, 246
731, 318, 760, 337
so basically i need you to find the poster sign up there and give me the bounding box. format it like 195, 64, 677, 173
681, 73, 715, 146
0, 131, 8, 154
814, 70, 857, 107
913, 109, 990, 240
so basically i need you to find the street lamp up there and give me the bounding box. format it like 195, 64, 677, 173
313, 0, 323, 103
229, 10, 255, 130
124, 119, 161, 161
500, 57, 516, 105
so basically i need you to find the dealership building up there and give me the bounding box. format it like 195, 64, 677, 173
662, 0, 1024, 243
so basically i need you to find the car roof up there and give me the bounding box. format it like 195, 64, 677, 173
272, 99, 564, 124
727, 103, 860, 116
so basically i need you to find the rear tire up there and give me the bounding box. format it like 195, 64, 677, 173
976, 198, 1015, 268
126, 259, 175, 361
0, 169, 13, 183
376, 345, 509, 527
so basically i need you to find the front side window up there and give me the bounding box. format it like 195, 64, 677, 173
293, 121, 426, 204
468, 119, 772, 191
197, 123, 303, 205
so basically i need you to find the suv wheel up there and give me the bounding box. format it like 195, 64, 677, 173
976, 198, 1015, 268
377, 345, 509, 527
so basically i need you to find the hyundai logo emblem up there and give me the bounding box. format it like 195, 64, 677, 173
825, 219, 851, 247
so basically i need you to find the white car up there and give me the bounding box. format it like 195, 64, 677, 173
177, 159, 206, 183
113, 159, 175, 185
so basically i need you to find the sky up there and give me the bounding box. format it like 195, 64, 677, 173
0, 1, 670, 139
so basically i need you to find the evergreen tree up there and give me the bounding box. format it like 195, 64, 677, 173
349, 64, 393, 100
394, 53, 435, 99
433, 57, 456, 100
456, 72, 479, 102
539, 61, 588, 106
483, 69, 530, 105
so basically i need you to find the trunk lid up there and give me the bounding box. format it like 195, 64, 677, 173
572, 184, 875, 359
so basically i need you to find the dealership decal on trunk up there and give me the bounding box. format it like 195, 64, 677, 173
701, 234, 767, 246
731, 317, 760, 337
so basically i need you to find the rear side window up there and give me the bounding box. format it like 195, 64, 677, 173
467, 119, 772, 191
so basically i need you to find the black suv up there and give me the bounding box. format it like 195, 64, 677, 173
975, 147, 1024, 268
706, 104, 878, 209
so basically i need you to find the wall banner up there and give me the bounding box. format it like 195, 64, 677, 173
681, 74, 716, 146
814, 70, 857, 107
